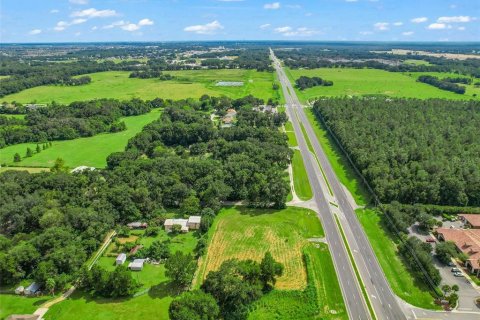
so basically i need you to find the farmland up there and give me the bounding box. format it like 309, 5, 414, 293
1, 69, 281, 104
286, 67, 480, 102
195, 206, 347, 319
0, 109, 161, 168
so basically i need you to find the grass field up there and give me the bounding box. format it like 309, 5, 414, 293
0, 294, 50, 320
2, 69, 280, 104
292, 150, 312, 200
0, 109, 161, 168
285, 67, 480, 102
356, 208, 439, 309
403, 59, 432, 66
45, 226, 198, 320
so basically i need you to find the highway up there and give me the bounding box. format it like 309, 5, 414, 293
271, 50, 373, 320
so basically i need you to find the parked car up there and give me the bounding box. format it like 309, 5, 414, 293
426, 237, 436, 243
447, 261, 455, 267
454, 272, 464, 277
451, 267, 460, 273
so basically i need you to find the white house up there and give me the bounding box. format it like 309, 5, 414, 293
164, 216, 201, 232
116, 253, 127, 265
128, 259, 145, 271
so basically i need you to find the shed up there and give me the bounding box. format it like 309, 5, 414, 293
116, 253, 127, 265
128, 259, 145, 271
187, 216, 202, 230
24, 282, 41, 296
127, 222, 148, 229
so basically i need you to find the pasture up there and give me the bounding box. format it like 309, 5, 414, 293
2, 69, 281, 104
286, 67, 480, 102
0, 109, 161, 168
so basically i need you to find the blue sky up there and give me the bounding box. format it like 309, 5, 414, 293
1, 0, 479, 43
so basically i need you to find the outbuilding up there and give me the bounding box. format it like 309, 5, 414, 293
128, 259, 145, 271
25, 282, 41, 296
116, 253, 127, 265
187, 216, 201, 230
14, 286, 24, 295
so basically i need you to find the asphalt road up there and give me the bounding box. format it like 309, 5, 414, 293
271, 50, 372, 320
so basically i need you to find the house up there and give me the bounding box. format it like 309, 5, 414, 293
70, 166, 96, 174
14, 286, 24, 295
24, 282, 41, 296
436, 228, 480, 276
127, 222, 148, 229
116, 253, 127, 265
128, 259, 145, 271
187, 216, 201, 230
164, 216, 201, 232
459, 214, 480, 229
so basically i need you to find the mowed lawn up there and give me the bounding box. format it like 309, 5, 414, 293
2, 69, 280, 104
292, 150, 312, 200
286, 67, 480, 102
356, 209, 439, 309
0, 294, 50, 320
45, 228, 198, 320
0, 109, 161, 168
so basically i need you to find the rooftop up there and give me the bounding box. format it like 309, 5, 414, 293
460, 214, 480, 228
188, 216, 201, 224
437, 228, 480, 270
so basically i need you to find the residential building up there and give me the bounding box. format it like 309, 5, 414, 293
116, 253, 127, 265
436, 228, 480, 276
459, 214, 480, 229
128, 259, 145, 271
164, 216, 201, 232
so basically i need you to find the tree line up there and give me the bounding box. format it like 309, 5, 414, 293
129, 70, 175, 80
417, 75, 466, 94
295, 76, 333, 90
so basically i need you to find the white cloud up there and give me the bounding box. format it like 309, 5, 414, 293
437, 16, 473, 23
71, 18, 87, 25
274, 26, 318, 37
427, 23, 450, 29
102, 19, 154, 32
69, 0, 89, 4
74, 32, 82, 36
138, 18, 154, 26
29, 29, 42, 35
393, 22, 403, 26
359, 31, 373, 35
402, 31, 414, 36
260, 23, 271, 29
184, 20, 224, 34
53, 18, 87, 31
411, 17, 428, 23
91, 26, 98, 30
264, 2, 280, 10
374, 22, 389, 31
457, 26, 466, 31
71, 8, 117, 18
50, 9, 59, 14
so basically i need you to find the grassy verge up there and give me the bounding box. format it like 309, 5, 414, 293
286, 131, 298, 147
334, 215, 376, 319
355, 208, 440, 309
292, 150, 313, 200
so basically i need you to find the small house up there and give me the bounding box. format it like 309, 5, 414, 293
127, 222, 148, 229
187, 216, 201, 230
14, 286, 24, 295
164, 219, 189, 232
25, 282, 41, 296
128, 259, 145, 271
116, 253, 127, 265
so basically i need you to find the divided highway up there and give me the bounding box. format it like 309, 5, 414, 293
271, 49, 406, 320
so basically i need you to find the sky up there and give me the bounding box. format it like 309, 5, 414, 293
1, 0, 479, 43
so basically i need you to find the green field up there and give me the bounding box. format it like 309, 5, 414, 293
286, 67, 480, 102
292, 150, 312, 200
0, 109, 161, 168
2, 69, 280, 104
195, 206, 347, 319
46, 226, 198, 320
403, 59, 432, 66
356, 208, 439, 309
0, 167, 48, 174
0, 294, 49, 320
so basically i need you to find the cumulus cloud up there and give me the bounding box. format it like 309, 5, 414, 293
29, 29, 42, 35
138, 19, 154, 26
437, 16, 473, 23
264, 2, 280, 10
259, 23, 271, 29
102, 19, 154, 32
374, 22, 389, 31
184, 20, 224, 34
71, 8, 117, 18
427, 23, 450, 30
457, 26, 466, 31
69, 0, 89, 4
393, 22, 403, 26
411, 17, 428, 23
402, 31, 414, 36
274, 26, 318, 37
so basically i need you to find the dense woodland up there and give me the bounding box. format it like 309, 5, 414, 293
313, 97, 480, 207
0, 96, 290, 291
0, 98, 159, 148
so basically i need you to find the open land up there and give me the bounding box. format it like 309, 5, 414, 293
0, 109, 161, 168
1, 69, 282, 104
285, 67, 480, 102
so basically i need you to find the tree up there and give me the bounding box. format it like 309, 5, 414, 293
441, 284, 451, 297
13, 153, 21, 162
46, 278, 56, 296
169, 290, 220, 320
180, 194, 200, 216
50, 157, 68, 173
165, 252, 196, 289
26, 147, 33, 157
36, 144, 41, 153
108, 265, 140, 297
435, 241, 458, 264
149, 240, 170, 261
259, 251, 284, 290
451, 284, 459, 293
